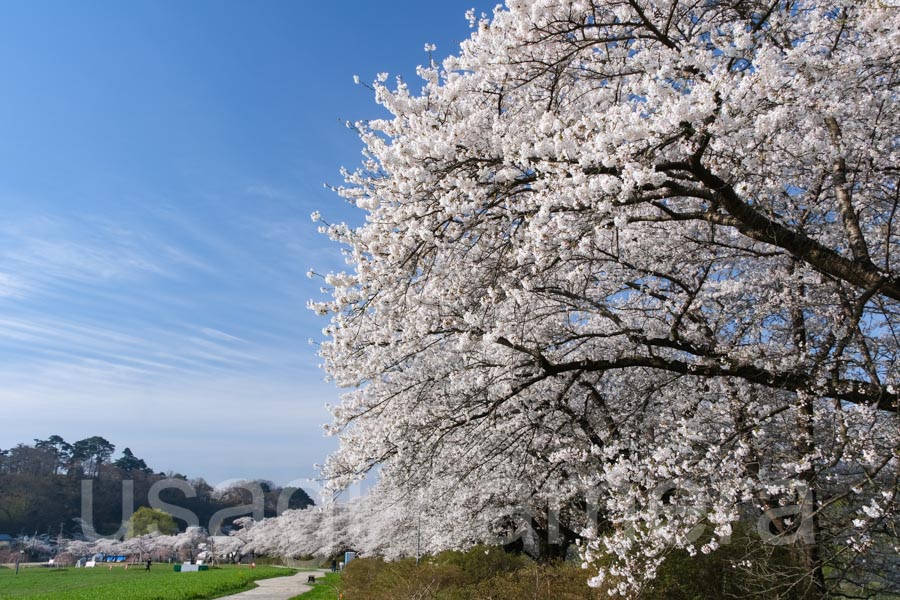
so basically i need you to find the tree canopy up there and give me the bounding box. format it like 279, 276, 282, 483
71, 436, 115, 478
128, 506, 178, 538
113, 448, 151, 473
315, 1, 899, 596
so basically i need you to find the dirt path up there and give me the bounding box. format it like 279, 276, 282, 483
221, 568, 331, 599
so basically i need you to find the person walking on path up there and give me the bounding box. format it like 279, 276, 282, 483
146, 558, 152, 571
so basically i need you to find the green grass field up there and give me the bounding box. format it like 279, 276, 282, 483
288, 572, 340, 600
0, 564, 295, 600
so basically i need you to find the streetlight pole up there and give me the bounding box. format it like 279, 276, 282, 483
57, 523, 64, 568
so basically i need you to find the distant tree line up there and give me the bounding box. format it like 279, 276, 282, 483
0, 435, 313, 538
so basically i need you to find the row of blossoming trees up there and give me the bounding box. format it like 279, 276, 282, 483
304, 0, 899, 598
61, 527, 244, 565
55, 502, 409, 565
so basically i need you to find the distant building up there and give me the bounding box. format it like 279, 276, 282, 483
0, 534, 13, 548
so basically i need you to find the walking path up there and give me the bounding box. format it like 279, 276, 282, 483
223, 568, 331, 600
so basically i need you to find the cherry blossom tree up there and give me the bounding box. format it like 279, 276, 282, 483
62, 539, 96, 558
235, 505, 352, 559
204, 535, 246, 564
173, 526, 208, 562
65, 532, 171, 563
61, 527, 220, 565
19, 535, 54, 557
313, 1, 899, 596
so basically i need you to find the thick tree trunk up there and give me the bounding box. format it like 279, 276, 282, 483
795, 386, 827, 600
529, 514, 578, 562
793, 488, 827, 600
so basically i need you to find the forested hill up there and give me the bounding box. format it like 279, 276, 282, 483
0, 435, 314, 537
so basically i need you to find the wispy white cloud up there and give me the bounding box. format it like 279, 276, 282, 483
0, 214, 215, 296
0, 272, 31, 298
245, 183, 295, 201
0, 199, 340, 483
201, 327, 246, 343
0, 313, 276, 381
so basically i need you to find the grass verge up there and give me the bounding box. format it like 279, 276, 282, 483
288, 571, 340, 600
0, 564, 295, 600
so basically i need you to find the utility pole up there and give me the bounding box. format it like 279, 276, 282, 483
57, 523, 64, 567
15, 529, 24, 574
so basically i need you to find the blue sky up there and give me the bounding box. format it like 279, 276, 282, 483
0, 1, 491, 489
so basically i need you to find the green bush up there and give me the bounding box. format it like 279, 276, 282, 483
469, 562, 609, 600
338, 528, 811, 600
340, 550, 602, 600
432, 545, 529, 582
342, 557, 468, 600
646, 526, 806, 600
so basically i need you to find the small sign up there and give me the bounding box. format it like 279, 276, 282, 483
175, 564, 208, 572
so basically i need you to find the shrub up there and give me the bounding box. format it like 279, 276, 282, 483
432, 545, 529, 582
645, 525, 806, 600
340, 528, 811, 600
469, 562, 609, 600
341, 549, 598, 600
342, 556, 466, 600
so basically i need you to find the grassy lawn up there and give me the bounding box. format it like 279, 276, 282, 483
288, 572, 340, 600
0, 564, 295, 600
